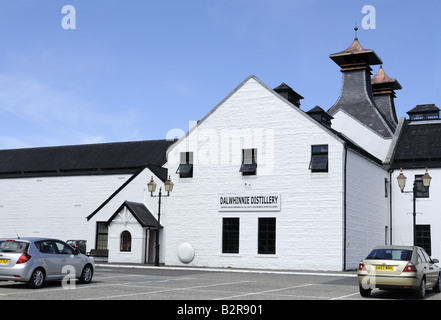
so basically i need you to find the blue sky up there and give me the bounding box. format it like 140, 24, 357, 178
0, 0, 439, 149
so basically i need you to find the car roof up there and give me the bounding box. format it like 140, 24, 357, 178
0, 237, 62, 242
373, 245, 416, 250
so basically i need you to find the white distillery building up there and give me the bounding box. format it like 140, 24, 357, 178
0, 36, 439, 271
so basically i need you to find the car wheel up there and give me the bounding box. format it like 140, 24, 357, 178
27, 268, 45, 289
433, 273, 441, 293
78, 264, 93, 284
359, 284, 371, 297
415, 277, 426, 299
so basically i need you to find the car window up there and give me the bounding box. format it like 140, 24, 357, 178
418, 250, 427, 263
366, 248, 413, 260
420, 249, 431, 263
35, 240, 57, 254
54, 241, 74, 255
0, 240, 29, 253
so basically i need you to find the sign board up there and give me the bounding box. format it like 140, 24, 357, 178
218, 194, 281, 212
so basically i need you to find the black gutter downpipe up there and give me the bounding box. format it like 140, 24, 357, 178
343, 145, 348, 271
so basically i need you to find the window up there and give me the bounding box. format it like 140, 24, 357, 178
54, 241, 74, 255
96, 222, 108, 250
416, 225, 431, 256
415, 175, 429, 198
35, 241, 56, 254
309, 145, 328, 172
120, 231, 132, 252
176, 152, 193, 178
240, 148, 257, 175
258, 218, 276, 254
222, 218, 239, 254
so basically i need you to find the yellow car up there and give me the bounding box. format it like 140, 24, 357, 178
358, 245, 440, 298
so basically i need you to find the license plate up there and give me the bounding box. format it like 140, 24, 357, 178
375, 265, 394, 271
0, 259, 9, 264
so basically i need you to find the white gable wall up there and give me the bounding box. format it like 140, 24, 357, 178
165, 76, 347, 271
107, 206, 147, 263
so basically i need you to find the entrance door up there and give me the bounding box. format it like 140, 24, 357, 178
148, 230, 156, 263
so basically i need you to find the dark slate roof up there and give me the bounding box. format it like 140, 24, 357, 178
407, 104, 440, 115
0, 139, 175, 180
106, 201, 161, 228
390, 120, 441, 169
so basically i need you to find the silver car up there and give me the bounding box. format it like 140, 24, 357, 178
0, 237, 94, 288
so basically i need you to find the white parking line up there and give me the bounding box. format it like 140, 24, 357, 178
83, 280, 251, 300
330, 292, 360, 300
214, 283, 314, 300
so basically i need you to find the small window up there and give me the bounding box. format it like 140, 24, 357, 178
309, 145, 328, 172
258, 218, 276, 254
240, 148, 257, 175
120, 231, 132, 252
222, 218, 240, 254
176, 152, 193, 178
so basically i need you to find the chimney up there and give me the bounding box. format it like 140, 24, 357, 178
327, 36, 395, 138
273, 83, 304, 108
371, 66, 401, 128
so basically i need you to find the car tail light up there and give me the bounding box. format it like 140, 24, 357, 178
358, 261, 366, 271
16, 253, 31, 264
403, 261, 417, 272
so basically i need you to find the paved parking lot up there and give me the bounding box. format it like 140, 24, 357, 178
1, 264, 440, 302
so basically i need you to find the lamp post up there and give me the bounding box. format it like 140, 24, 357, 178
397, 168, 432, 246
147, 175, 174, 266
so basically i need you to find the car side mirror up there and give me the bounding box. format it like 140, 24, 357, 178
431, 258, 439, 264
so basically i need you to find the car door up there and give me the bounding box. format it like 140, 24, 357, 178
420, 248, 438, 286
53, 240, 83, 278
35, 240, 60, 279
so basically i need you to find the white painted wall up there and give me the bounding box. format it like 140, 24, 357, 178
0, 174, 131, 246
107, 206, 147, 264
391, 168, 441, 261
345, 149, 390, 269
164, 76, 347, 271
87, 166, 165, 262
332, 109, 392, 162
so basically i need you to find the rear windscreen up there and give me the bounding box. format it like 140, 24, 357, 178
366, 248, 413, 261
0, 240, 29, 253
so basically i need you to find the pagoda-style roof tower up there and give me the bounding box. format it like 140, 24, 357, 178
329, 36, 383, 71
327, 32, 395, 138
371, 66, 402, 126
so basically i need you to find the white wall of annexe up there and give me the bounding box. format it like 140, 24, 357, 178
163, 76, 388, 271
0, 174, 132, 240
86, 166, 166, 264
390, 168, 441, 262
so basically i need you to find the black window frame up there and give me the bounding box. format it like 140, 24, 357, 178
258, 217, 276, 254
309, 145, 328, 172
416, 224, 431, 256
176, 152, 193, 178
240, 148, 257, 176
222, 218, 240, 254
96, 222, 108, 250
